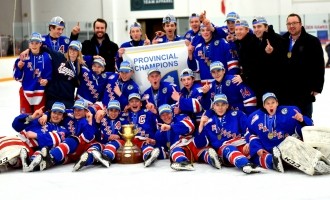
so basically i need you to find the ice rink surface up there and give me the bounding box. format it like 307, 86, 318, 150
0, 70, 329, 200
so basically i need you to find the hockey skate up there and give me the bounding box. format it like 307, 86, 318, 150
144, 148, 160, 167
242, 163, 262, 174
91, 150, 111, 168
272, 146, 284, 173
73, 152, 89, 172
39, 147, 54, 171
208, 148, 221, 169
20, 148, 31, 172
170, 161, 194, 171
24, 154, 42, 172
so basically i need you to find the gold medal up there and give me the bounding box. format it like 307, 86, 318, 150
217, 134, 222, 140
166, 142, 171, 149
287, 52, 291, 58
268, 132, 274, 139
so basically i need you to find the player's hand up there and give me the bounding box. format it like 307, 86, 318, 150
145, 138, 156, 145
144, 34, 151, 45
265, 39, 273, 54
231, 75, 242, 85
95, 110, 106, 123
38, 114, 48, 126
185, 39, 191, 47
311, 91, 319, 96
39, 78, 48, 86
242, 143, 250, 155
187, 43, 195, 57
199, 10, 206, 22
292, 109, 304, 122
145, 100, 157, 114
124, 105, 131, 113
113, 82, 122, 96
72, 22, 80, 35
201, 80, 211, 94
198, 114, 209, 133
109, 134, 120, 140
118, 48, 125, 58
171, 86, 180, 101
257, 149, 268, 156
226, 33, 235, 42
17, 60, 25, 69
32, 106, 44, 119
85, 110, 93, 125
20, 49, 30, 61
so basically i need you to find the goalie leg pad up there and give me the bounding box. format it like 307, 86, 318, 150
278, 136, 324, 175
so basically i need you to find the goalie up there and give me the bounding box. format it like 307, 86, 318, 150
247, 93, 330, 175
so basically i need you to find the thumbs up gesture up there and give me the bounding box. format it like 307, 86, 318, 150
202, 80, 211, 94
72, 22, 80, 35
144, 34, 151, 45
265, 39, 273, 54
171, 86, 180, 101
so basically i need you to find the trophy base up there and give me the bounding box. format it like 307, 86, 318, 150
116, 145, 143, 164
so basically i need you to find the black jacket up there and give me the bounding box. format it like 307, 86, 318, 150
282, 26, 325, 104
82, 33, 119, 72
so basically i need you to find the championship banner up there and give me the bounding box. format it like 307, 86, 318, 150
123, 40, 188, 93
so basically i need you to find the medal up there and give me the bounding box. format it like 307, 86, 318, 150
268, 132, 274, 139
166, 142, 171, 148
217, 134, 222, 140
287, 52, 291, 58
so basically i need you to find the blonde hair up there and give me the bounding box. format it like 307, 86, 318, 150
65, 50, 86, 77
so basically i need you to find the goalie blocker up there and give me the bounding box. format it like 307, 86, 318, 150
277, 136, 330, 176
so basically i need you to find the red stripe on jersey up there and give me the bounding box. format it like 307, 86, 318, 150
171, 151, 186, 161
182, 119, 195, 134
193, 99, 202, 113
25, 92, 44, 97
228, 151, 244, 164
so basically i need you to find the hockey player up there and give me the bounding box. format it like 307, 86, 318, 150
152, 14, 182, 44
196, 94, 261, 174
187, 21, 239, 85
42, 16, 79, 54
247, 92, 313, 173
102, 61, 140, 111
116, 22, 151, 68
13, 32, 52, 114
122, 93, 160, 167
155, 104, 221, 171
72, 100, 129, 171
26, 99, 96, 171
0, 102, 69, 172
184, 13, 202, 45
142, 68, 179, 113
76, 58, 113, 105
201, 61, 257, 115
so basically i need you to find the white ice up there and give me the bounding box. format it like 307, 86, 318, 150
0, 71, 330, 200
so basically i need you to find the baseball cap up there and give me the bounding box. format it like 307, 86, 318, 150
235, 19, 249, 28
163, 14, 176, 23
73, 99, 88, 110
262, 92, 277, 104
147, 68, 161, 76
128, 93, 141, 101
30, 32, 42, 43
252, 16, 268, 25
130, 22, 142, 30
93, 58, 106, 68
189, 13, 200, 20
51, 102, 66, 113
49, 16, 65, 27
107, 100, 121, 111
213, 94, 228, 104
118, 61, 133, 73
180, 68, 194, 78
69, 40, 82, 51
158, 104, 172, 115
210, 61, 225, 71
225, 12, 240, 22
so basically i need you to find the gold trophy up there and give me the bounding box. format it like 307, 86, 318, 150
116, 124, 143, 164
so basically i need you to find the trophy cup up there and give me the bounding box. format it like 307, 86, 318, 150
116, 124, 143, 164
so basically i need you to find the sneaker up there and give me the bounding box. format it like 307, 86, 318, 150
73, 152, 89, 172
39, 147, 54, 171
24, 154, 42, 172
272, 146, 284, 173
242, 163, 262, 174
315, 161, 330, 174
20, 148, 29, 172
144, 148, 160, 167
91, 150, 111, 168
170, 161, 194, 171
208, 148, 221, 169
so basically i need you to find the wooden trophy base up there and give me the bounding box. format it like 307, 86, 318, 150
115, 145, 143, 164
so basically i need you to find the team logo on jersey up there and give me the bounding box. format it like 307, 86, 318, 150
185, 33, 191, 39
27, 62, 33, 71
251, 114, 259, 125
139, 115, 146, 124
101, 74, 107, 78
281, 108, 288, 115
109, 75, 115, 79
214, 40, 219, 46
226, 80, 231, 86
162, 88, 167, 94
212, 124, 217, 131
143, 94, 149, 100
231, 111, 237, 116
127, 85, 133, 90
64, 38, 70, 44
240, 87, 251, 98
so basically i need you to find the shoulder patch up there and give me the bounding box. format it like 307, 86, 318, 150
64, 38, 70, 44
251, 114, 259, 125
185, 33, 191, 39
101, 73, 107, 78
231, 111, 237, 116
214, 40, 219, 46
127, 85, 133, 90
281, 108, 288, 115
109, 75, 115, 79
226, 80, 231, 86
162, 87, 167, 94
